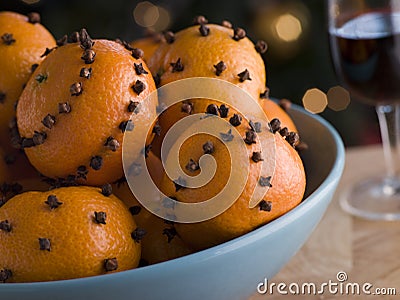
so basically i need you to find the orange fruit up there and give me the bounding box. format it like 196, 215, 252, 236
0, 11, 56, 153
113, 152, 192, 264
112, 151, 164, 215
0, 185, 141, 282
138, 212, 193, 265
260, 98, 297, 133
148, 23, 266, 101
146, 20, 296, 157
112, 151, 164, 212
130, 33, 164, 63
159, 103, 305, 250
113, 183, 193, 265
16, 31, 157, 186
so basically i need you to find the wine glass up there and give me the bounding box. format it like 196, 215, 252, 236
328, 0, 400, 220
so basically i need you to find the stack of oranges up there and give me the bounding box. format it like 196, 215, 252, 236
0, 12, 306, 283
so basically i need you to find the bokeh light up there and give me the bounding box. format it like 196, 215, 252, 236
153, 6, 170, 32
133, 2, 159, 28
302, 88, 328, 114
252, 1, 310, 60
133, 1, 170, 31
327, 86, 351, 111
21, 0, 41, 4
274, 13, 302, 42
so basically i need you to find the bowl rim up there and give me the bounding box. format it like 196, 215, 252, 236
0, 104, 345, 288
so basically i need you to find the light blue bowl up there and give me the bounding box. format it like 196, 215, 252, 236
0, 105, 345, 300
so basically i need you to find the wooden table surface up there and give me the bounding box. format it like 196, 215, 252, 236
250, 145, 400, 299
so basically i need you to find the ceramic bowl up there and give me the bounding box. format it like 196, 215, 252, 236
0, 104, 345, 300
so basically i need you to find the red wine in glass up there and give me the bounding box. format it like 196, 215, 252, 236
330, 11, 400, 105
328, 0, 400, 220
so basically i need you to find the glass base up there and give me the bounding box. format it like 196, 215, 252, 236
340, 176, 400, 221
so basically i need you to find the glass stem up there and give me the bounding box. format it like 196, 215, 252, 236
376, 104, 400, 187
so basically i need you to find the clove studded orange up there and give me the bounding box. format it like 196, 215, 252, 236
158, 102, 305, 250
0, 11, 56, 153
0, 186, 141, 282
146, 18, 297, 157
16, 30, 157, 186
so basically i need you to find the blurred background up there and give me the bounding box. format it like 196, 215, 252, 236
0, 0, 381, 146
